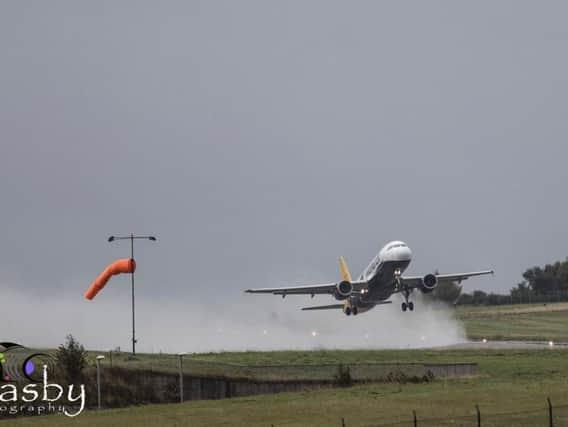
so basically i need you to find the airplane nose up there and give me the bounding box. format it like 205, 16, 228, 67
394, 246, 412, 262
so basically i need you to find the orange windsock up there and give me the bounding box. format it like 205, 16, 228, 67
85, 258, 136, 300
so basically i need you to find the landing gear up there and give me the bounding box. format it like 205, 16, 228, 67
393, 268, 416, 312
345, 306, 359, 316
401, 286, 414, 312
394, 269, 402, 288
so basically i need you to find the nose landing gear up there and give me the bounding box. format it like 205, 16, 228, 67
396, 270, 414, 312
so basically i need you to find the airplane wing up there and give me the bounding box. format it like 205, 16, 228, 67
360, 300, 393, 305
402, 270, 494, 288
301, 304, 344, 311
245, 280, 368, 296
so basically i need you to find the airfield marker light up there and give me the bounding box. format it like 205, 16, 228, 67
482, 338, 487, 344
548, 341, 554, 347
95, 355, 105, 409
311, 330, 317, 337
263, 330, 268, 335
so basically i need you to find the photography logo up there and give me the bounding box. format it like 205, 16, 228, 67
0, 352, 5, 380
0, 342, 85, 418
0, 343, 55, 383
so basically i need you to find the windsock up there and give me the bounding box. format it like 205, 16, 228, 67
85, 258, 136, 300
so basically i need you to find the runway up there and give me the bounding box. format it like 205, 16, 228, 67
442, 340, 568, 350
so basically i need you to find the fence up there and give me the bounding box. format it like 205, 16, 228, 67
90, 362, 474, 407
86, 361, 477, 407
459, 291, 568, 306
322, 399, 568, 427
209, 361, 477, 382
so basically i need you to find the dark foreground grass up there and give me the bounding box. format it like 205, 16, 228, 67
5, 348, 568, 426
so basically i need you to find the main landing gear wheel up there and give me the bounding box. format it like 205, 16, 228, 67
400, 281, 414, 312
345, 307, 352, 316
352, 307, 358, 316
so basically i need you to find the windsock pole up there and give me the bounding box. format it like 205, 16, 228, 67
107, 233, 157, 356
130, 234, 135, 357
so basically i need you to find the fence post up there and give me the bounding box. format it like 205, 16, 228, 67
547, 397, 553, 427
341, 417, 346, 426
475, 404, 481, 427
413, 410, 417, 427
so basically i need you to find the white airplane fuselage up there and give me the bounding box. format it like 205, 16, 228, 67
349, 240, 413, 314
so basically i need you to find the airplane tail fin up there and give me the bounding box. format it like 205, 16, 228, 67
339, 256, 352, 282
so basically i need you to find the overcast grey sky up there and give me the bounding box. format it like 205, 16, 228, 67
1, 1, 567, 351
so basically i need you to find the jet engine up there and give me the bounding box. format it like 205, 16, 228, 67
334, 281, 353, 300
419, 273, 438, 293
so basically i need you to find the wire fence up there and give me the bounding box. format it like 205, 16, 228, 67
459, 291, 568, 306
279, 399, 568, 427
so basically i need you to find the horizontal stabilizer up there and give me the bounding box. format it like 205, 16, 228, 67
301, 304, 344, 311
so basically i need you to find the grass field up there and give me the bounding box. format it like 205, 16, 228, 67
4, 303, 568, 426
6, 348, 568, 426
457, 302, 568, 342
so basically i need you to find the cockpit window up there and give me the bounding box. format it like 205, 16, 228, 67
387, 243, 406, 251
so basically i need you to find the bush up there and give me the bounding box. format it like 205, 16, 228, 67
55, 334, 88, 384
384, 369, 435, 384
333, 363, 353, 387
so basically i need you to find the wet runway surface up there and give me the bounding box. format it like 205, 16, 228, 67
441, 340, 568, 350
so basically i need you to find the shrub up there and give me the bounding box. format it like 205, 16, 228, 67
55, 334, 88, 384
333, 363, 353, 387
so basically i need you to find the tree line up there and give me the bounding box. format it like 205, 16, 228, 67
430, 257, 568, 305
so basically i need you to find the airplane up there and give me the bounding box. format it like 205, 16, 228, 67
245, 241, 493, 315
